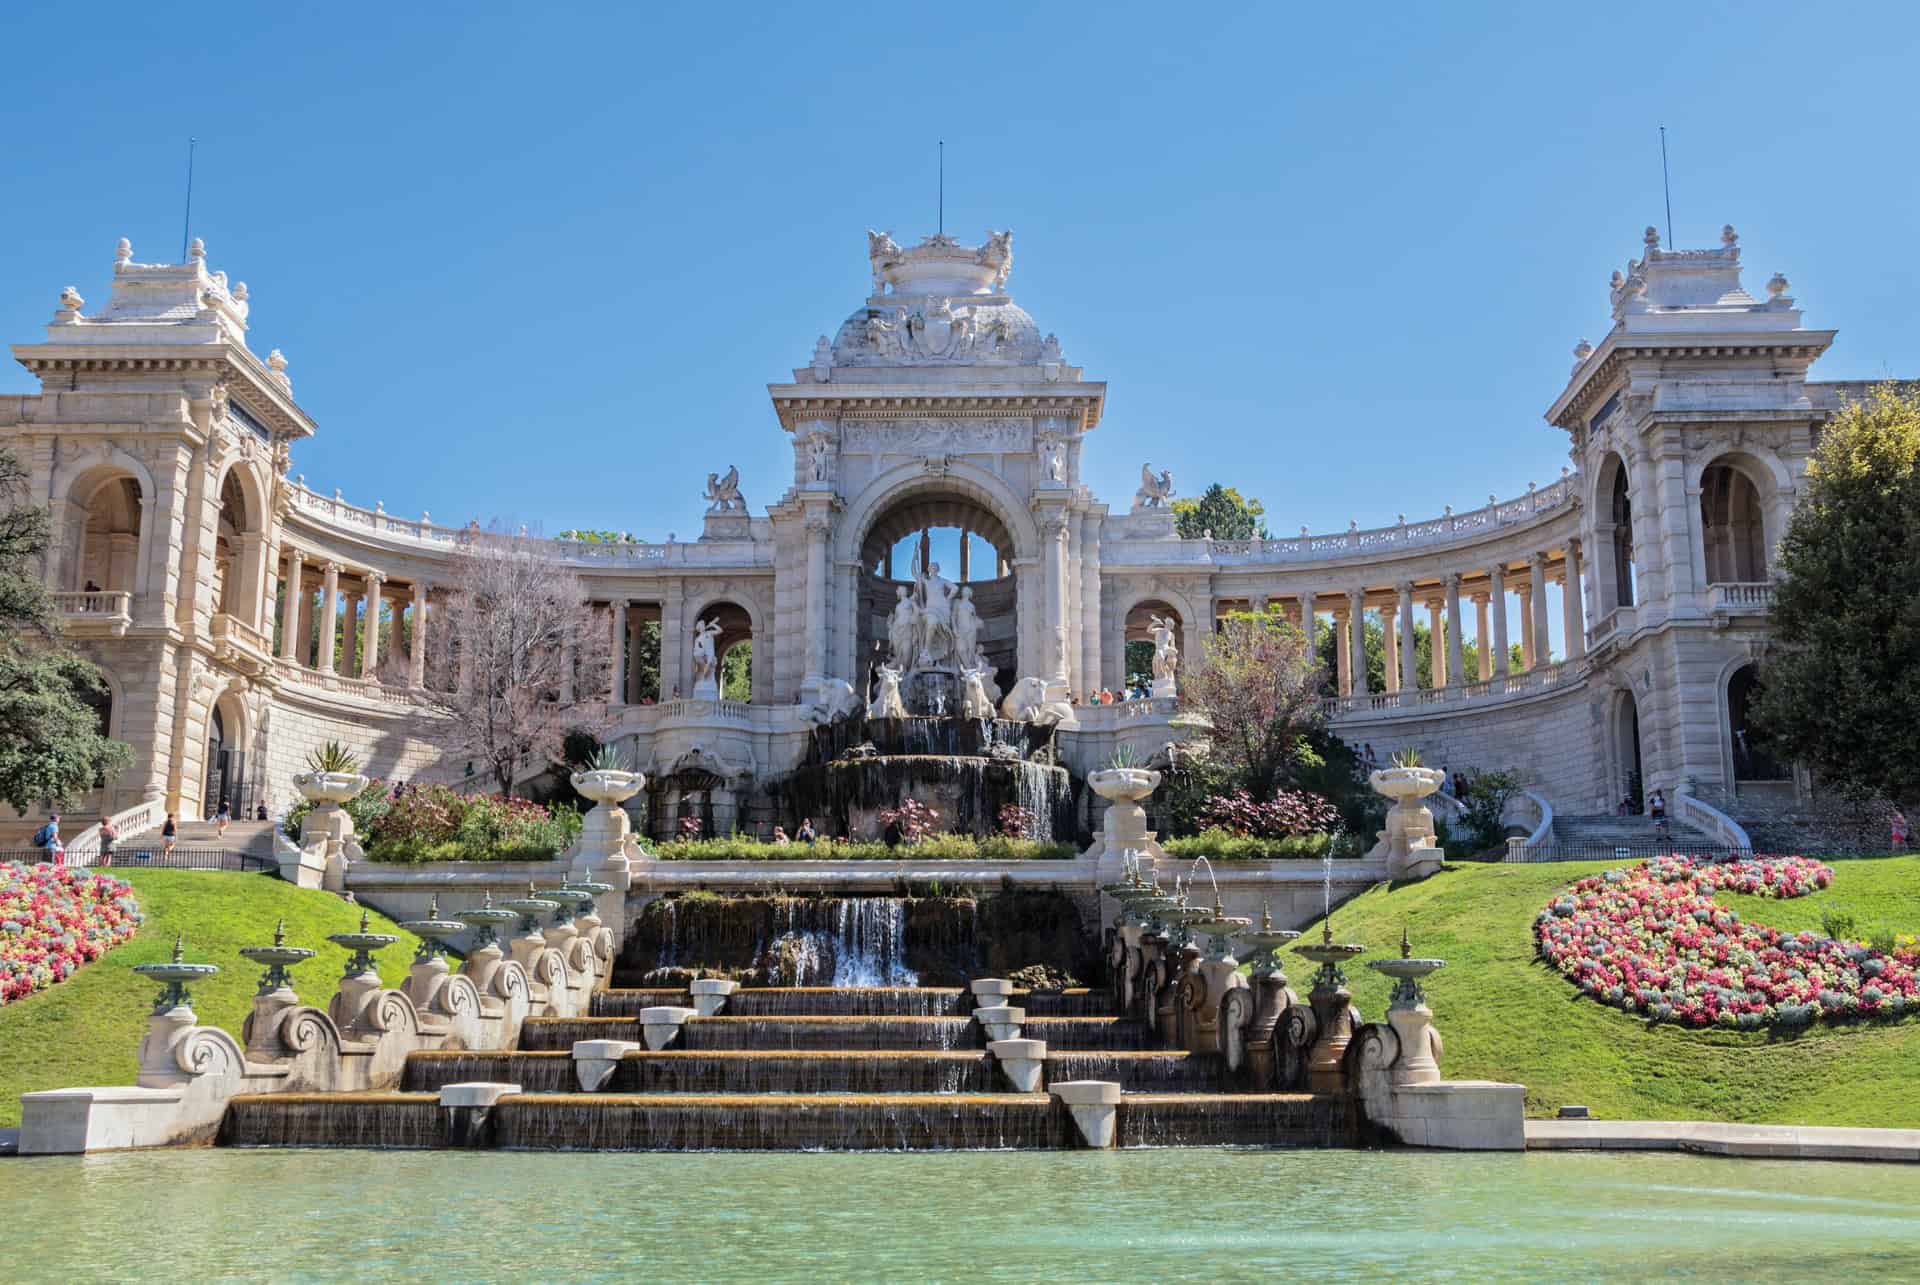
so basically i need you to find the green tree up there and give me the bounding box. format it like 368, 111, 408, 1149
1179, 611, 1325, 800
721, 640, 752, 701
0, 448, 133, 810
1753, 384, 1920, 808
1173, 484, 1268, 540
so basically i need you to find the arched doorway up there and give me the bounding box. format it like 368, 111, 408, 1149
856, 492, 1018, 705
1701, 461, 1767, 584
1612, 688, 1644, 813
1123, 600, 1181, 698
1727, 664, 1787, 782
203, 695, 253, 820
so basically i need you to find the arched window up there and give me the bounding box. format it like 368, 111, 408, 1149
1701, 462, 1767, 584
1610, 467, 1635, 608
1727, 664, 1788, 781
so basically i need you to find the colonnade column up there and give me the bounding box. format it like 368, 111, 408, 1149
278, 549, 304, 661
1078, 511, 1101, 700
1488, 563, 1509, 686
1045, 515, 1071, 684
361, 571, 385, 679
409, 581, 427, 688
1395, 581, 1416, 692
1444, 573, 1466, 689
608, 599, 629, 704
1332, 608, 1351, 696
1299, 594, 1316, 652
1381, 603, 1400, 693
1474, 591, 1491, 681
1517, 581, 1535, 669
626, 613, 644, 704
803, 510, 830, 695
1425, 598, 1446, 687
317, 562, 340, 673
342, 591, 360, 676
1529, 552, 1552, 668
1561, 539, 1586, 660
1346, 589, 1369, 697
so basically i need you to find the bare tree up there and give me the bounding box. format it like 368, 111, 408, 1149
1179, 612, 1326, 801
419, 528, 610, 797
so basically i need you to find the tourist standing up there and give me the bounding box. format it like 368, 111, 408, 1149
796, 817, 817, 844
771, 825, 790, 846
98, 814, 117, 867
1648, 789, 1667, 833
1363, 744, 1378, 769
1892, 809, 1909, 852
162, 811, 178, 857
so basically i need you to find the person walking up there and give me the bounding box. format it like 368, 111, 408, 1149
215, 798, 231, 838
98, 814, 118, 867
1892, 809, 1909, 852
1648, 789, 1668, 836
162, 811, 178, 857
32, 813, 62, 866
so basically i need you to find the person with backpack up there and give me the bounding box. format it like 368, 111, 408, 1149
98, 814, 118, 867
33, 813, 63, 866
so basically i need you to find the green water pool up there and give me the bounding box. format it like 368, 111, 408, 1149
4, 1147, 1914, 1282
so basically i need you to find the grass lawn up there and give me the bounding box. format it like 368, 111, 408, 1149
1318, 856, 1920, 1127
0, 870, 427, 1128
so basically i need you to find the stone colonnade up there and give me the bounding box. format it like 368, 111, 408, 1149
1211, 540, 1584, 699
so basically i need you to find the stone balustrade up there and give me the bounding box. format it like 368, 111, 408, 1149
1708, 581, 1775, 613
50, 589, 131, 635
1321, 657, 1591, 722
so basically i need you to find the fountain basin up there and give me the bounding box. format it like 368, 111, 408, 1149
1368, 956, 1447, 1010
1086, 768, 1161, 804
291, 771, 369, 805
570, 769, 645, 806
1368, 766, 1445, 803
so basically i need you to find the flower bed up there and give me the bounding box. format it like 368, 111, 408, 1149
1535, 856, 1920, 1028
1, 862, 143, 1005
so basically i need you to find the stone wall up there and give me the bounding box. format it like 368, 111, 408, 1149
261, 687, 447, 813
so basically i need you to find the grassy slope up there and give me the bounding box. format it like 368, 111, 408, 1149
1322, 857, 1920, 1127
0, 870, 426, 1129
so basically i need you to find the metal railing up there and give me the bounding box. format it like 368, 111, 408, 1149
1504, 840, 1751, 864
0, 847, 272, 872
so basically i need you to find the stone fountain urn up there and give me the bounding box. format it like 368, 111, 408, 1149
1292, 922, 1368, 1094
399, 895, 470, 1013
454, 892, 522, 996
1366, 765, 1447, 881
291, 770, 370, 893
1088, 767, 1164, 886
568, 768, 645, 887
238, 918, 316, 1057
327, 909, 399, 1037
132, 935, 223, 1088
1366, 931, 1448, 1086
1181, 897, 1252, 1057
1238, 906, 1301, 1084
501, 884, 562, 972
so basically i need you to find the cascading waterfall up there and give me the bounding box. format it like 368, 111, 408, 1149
615, 1051, 997, 1095
403, 1052, 575, 1093
489, 1095, 1075, 1152
219, 1095, 446, 1149
682, 1017, 976, 1051
1045, 1051, 1229, 1092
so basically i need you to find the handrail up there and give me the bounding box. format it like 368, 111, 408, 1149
1521, 789, 1554, 848
1204, 473, 1580, 564
1321, 657, 1590, 720
64, 797, 164, 861
1674, 786, 1753, 853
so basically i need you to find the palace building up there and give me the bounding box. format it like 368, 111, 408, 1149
1, 221, 1858, 845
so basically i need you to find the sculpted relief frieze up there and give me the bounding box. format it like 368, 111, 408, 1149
840, 418, 1031, 456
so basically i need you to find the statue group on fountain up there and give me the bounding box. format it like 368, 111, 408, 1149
887, 548, 979, 674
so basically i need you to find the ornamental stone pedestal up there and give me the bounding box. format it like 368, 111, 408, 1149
1087, 768, 1165, 888
1365, 766, 1447, 880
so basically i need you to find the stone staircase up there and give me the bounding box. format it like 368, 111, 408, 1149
1546, 813, 1718, 857
218, 984, 1356, 1151
111, 819, 281, 863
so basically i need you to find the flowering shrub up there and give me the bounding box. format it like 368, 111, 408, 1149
0, 862, 142, 1005
362, 784, 581, 863
283, 778, 393, 841
1535, 856, 1920, 1029
679, 815, 704, 840
876, 799, 940, 843
997, 803, 1039, 838
1196, 787, 1341, 839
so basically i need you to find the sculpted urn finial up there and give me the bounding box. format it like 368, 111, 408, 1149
1642, 225, 1660, 249
1721, 223, 1738, 248
189, 237, 206, 260
1766, 272, 1790, 299
115, 237, 132, 264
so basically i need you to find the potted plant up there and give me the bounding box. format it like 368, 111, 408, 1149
292, 742, 369, 805
1088, 743, 1162, 803
570, 743, 646, 807
1369, 746, 1446, 803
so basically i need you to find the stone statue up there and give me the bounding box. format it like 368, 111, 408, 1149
971, 644, 1002, 706
888, 586, 920, 668
957, 665, 996, 720
703, 466, 745, 513
868, 663, 907, 720
807, 434, 832, 484
911, 548, 957, 669
978, 229, 1013, 291
1001, 675, 1068, 727
1134, 464, 1175, 510
690, 618, 723, 699
951, 587, 980, 664
809, 678, 861, 724
865, 309, 906, 358
867, 229, 903, 292
1041, 438, 1066, 484
1148, 615, 1179, 697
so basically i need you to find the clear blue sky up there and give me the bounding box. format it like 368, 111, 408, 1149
3, 2, 1915, 542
